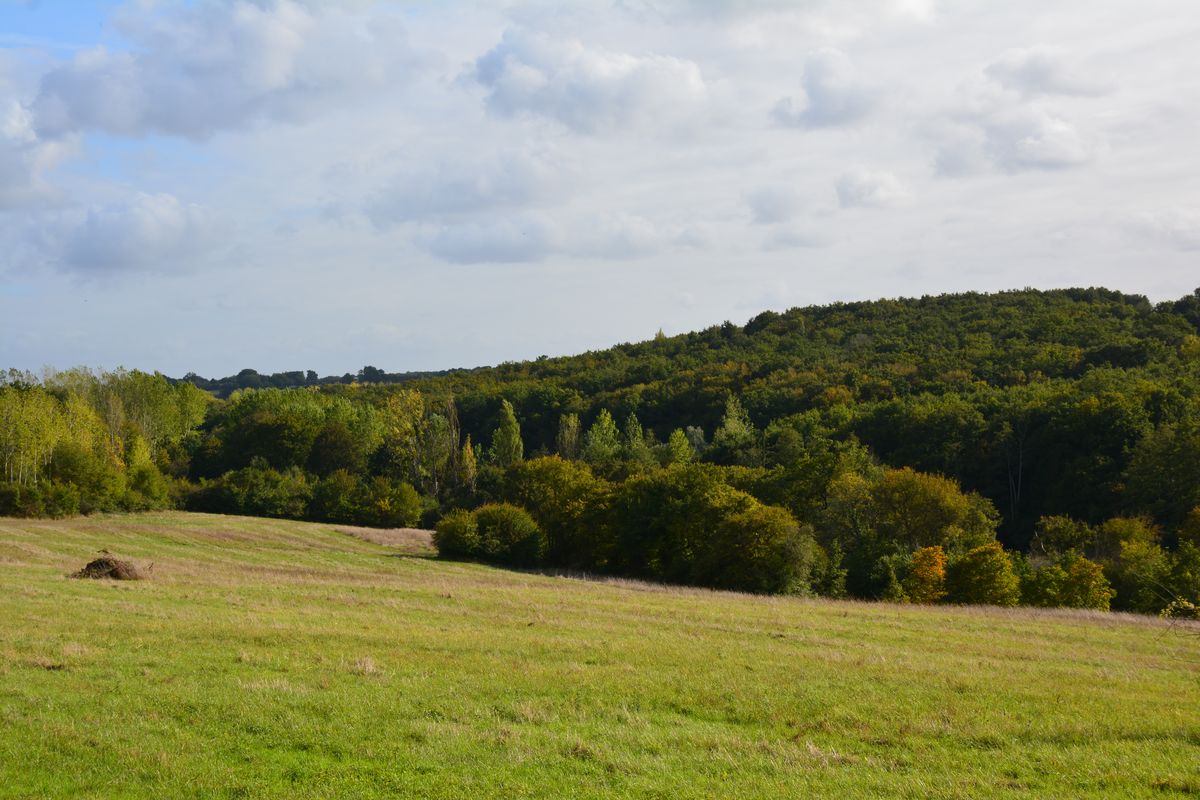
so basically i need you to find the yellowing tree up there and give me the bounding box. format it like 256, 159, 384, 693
904, 546, 947, 603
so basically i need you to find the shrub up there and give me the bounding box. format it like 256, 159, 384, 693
607, 464, 756, 582
0, 483, 43, 517
694, 504, 818, 594
357, 477, 422, 528
1163, 542, 1200, 607
1160, 598, 1200, 621
1056, 552, 1116, 609
904, 546, 948, 604
187, 460, 312, 519
870, 555, 908, 602
502, 456, 611, 568
1023, 552, 1115, 610
473, 503, 546, 567
1083, 516, 1173, 612
433, 509, 481, 559
41, 482, 81, 518
125, 463, 171, 511
307, 469, 361, 524
946, 542, 1020, 607
1031, 516, 1094, 557
49, 443, 125, 513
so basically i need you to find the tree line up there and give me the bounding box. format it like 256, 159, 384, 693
3, 287, 1200, 616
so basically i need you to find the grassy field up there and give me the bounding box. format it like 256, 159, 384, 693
0, 513, 1197, 799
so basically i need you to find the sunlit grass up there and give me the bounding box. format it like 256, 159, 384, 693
1, 512, 1197, 799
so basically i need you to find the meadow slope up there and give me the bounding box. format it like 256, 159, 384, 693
0, 512, 1197, 799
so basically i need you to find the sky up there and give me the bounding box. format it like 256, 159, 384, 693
1, 0, 1198, 377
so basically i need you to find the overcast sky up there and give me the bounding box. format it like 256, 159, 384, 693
1, 0, 1198, 376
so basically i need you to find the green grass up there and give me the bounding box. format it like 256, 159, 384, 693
1, 513, 1197, 799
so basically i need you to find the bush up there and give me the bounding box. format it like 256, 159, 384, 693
49, 443, 126, 513
473, 503, 546, 567
502, 456, 611, 568
356, 477, 422, 528
0, 483, 44, 517
125, 463, 171, 511
694, 504, 819, 594
41, 482, 81, 518
307, 469, 361, 524
188, 460, 312, 519
607, 464, 756, 582
946, 542, 1020, 606
433, 509, 481, 559
1023, 552, 1115, 609
1160, 599, 1200, 621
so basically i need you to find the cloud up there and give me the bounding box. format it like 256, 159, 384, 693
425, 212, 666, 264
60, 192, 227, 272
835, 167, 912, 208
427, 213, 564, 264
0, 97, 74, 209
1135, 209, 1200, 252
31, 1, 423, 140
764, 225, 827, 250
367, 151, 569, 227
933, 85, 1093, 175
746, 187, 801, 224
574, 213, 664, 259
472, 28, 709, 134
985, 47, 1112, 98
773, 48, 876, 129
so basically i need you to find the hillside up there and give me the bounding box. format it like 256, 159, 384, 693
1, 513, 1196, 798
6, 287, 1200, 611
182, 287, 1200, 542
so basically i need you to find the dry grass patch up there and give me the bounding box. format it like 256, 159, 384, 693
336, 525, 435, 555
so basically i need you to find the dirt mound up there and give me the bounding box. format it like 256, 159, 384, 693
71, 556, 145, 581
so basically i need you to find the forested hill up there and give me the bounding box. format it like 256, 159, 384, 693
7, 287, 1200, 610
393, 286, 1200, 439
190, 287, 1200, 421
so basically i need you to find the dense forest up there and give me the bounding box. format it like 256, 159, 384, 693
4, 287, 1200, 615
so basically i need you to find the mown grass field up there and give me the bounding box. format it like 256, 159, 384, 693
0, 512, 1197, 799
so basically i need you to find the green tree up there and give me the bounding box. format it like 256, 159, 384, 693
710, 395, 761, 466
582, 409, 621, 466
1031, 515, 1094, 557
622, 413, 654, 465
663, 428, 694, 465
946, 542, 1020, 606
433, 509, 480, 559
556, 413, 581, 460
489, 400, 524, 467
502, 456, 611, 568
693, 504, 820, 594
474, 503, 546, 566
1023, 552, 1114, 609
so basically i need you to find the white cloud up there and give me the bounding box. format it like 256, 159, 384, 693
1135, 209, 1200, 252
472, 28, 710, 134
835, 167, 912, 208
368, 151, 569, 227
60, 193, 228, 272
746, 186, 801, 224
933, 84, 1094, 175
425, 212, 667, 264
985, 47, 1112, 98
31, 1, 424, 140
0, 97, 73, 209
773, 48, 875, 129
427, 213, 564, 264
